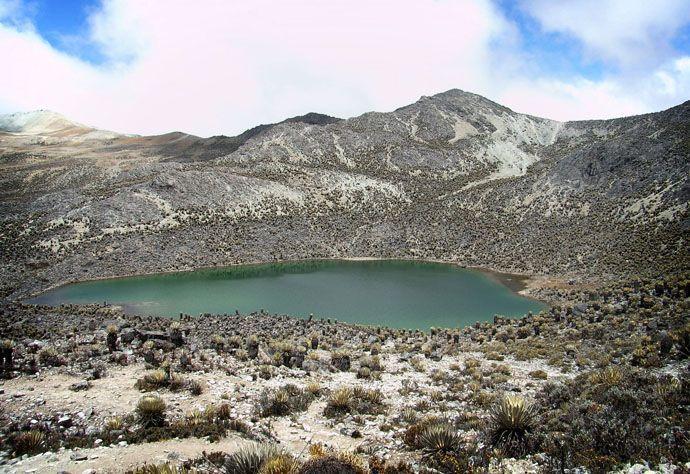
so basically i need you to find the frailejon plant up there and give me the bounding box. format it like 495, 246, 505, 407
488, 394, 536, 455
136, 395, 167, 428
223, 443, 282, 474
418, 422, 462, 455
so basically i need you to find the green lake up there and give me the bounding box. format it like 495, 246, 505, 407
29, 260, 547, 329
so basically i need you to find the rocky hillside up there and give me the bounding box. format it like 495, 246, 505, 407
0, 90, 688, 299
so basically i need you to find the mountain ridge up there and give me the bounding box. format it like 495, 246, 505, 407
4, 89, 688, 144
0, 89, 687, 300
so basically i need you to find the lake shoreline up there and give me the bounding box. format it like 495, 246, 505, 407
27, 258, 549, 328
26, 256, 549, 304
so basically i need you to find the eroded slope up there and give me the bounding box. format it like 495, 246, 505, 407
0, 90, 688, 299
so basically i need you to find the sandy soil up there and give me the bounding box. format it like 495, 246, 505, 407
1, 348, 568, 473
3, 436, 251, 473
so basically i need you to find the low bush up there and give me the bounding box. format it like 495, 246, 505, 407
136, 396, 167, 428
324, 386, 386, 418
257, 384, 314, 417
11, 430, 45, 455
535, 367, 689, 472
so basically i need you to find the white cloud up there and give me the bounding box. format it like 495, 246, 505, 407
498, 56, 690, 121
498, 78, 643, 121
520, 0, 690, 68
0, 0, 688, 136
0, 0, 507, 135
653, 57, 690, 98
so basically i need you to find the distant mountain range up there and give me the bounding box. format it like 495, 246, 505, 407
0, 109, 341, 160
1, 89, 688, 299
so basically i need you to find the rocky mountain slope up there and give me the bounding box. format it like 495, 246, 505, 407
0, 90, 688, 299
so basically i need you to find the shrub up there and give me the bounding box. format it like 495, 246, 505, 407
136, 369, 185, 392
38, 347, 63, 367
488, 395, 536, 456
227, 335, 243, 349
325, 388, 353, 417
529, 369, 548, 380
218, 403, 232, 420
234, 349, 249, 361
261, 388, 290, 417
186, 409, 206, 426
410, 356, 426, 372
131, 463, 194, 474
353, 386, 384, 405
485, 351, 505, 361
258, 384, 314, 417
188, 379, 204, 396
536, 368, 690, 472
418, 422, 462, 455
106, 325, 118, 352
360, 354, 383, 372
672, 323, 690, 358
425, 448, 479, 473
169, 321, 184, 347
227, 419, 251, 434
330, 350, 351, 371
588, 366, 622, 387
105, 416, 124, 431
224, 443, 281, 474
368, 456, 414, 474
168, 374, 185, 391
298, 452, 367, 474
400, 407, 418, 424
309, 332, 319, 350
136, 396, 167, 428
258, 453, 299, 474
327, 386, 387, 417
136, 369, 168, 390
305, 381, 322, 396
1, 339, 14, 372
258, 365, 274, 380
356, 367, 371, 379
211, 334, 225, 352
11, 430, 44, 455
404, 416, 445, 449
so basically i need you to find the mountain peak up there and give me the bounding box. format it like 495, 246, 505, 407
0, 110, 86, 135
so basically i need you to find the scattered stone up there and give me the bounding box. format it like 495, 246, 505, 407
70, 381, 91, 392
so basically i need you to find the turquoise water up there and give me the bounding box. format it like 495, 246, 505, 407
29, 260, 546, 329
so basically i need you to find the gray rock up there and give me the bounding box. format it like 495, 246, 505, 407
57, 415, 72, 427
428, 350, 443, 362
120, 328, 139, 344
139, 331, 170, 342
69, 381, 91, 392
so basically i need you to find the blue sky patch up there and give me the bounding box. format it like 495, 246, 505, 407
27, 0, 104, 63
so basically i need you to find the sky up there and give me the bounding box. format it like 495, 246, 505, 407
0, 0, 689, 136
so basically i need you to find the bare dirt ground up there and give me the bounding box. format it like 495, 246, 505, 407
1, 350, 567, 473
4, 436, 251, 473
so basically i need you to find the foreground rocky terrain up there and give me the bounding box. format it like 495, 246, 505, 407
1, 89, 688, 300
0, 274, 688, 472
